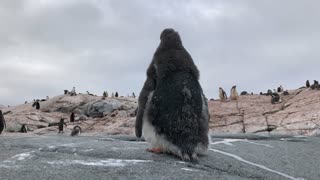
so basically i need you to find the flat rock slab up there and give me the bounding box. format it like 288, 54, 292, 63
0, 135, 319, 180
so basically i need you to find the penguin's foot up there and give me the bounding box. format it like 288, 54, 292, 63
147, 147, 164, 154
176, 151, 199, 162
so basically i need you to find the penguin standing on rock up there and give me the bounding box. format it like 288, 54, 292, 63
271, 93, 281, 104
70, 112, 75, 123
219, 87, 227, 101
306, 80, 310, 88
58, 118, 67, 133
230, 86, 239, 100
135, 28, 209, 161
20, 124, 28, 133
0, 110, 6, 134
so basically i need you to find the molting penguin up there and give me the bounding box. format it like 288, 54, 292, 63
0, 110, 6, 134
219, 87, 227, 101
135, 28, 209, 161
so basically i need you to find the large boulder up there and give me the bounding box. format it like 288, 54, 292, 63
80, 99, 123, 118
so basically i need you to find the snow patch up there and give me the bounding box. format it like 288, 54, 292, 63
211, 139, 273, 148
181, 168, 199, 172
210, 148, 304, 180
11, 152, 34, 161
47, 159, 152, 167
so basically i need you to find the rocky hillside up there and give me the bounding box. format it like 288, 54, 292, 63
1, 94, 138, 136
1, 87, 320, 136
209, 87, 320, 136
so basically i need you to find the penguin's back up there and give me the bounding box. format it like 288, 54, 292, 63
148, 71, 208, 149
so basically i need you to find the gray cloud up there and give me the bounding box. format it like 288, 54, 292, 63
1, 0, 320, 105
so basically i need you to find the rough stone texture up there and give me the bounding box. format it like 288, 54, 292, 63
1, 94, 138, 136
2, 88, 320, 136
209, 88, 320, 136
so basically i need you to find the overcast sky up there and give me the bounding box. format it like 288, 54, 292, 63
1, 0, 320, 106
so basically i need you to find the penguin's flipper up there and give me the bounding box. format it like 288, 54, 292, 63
136, 76, 156, 138
2, 115, 5, 128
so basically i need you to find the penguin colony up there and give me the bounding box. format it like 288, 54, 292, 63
136, 28, 209, 161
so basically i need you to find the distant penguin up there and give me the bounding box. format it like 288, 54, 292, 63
219, 87, 227, 101
86, 91, 94, 96
280, 85, 284, 92
25, 101, 28, 104
70, 112, 75, 123
20, 124, 28, 133
271, 93, 281, 104
277, 87, 281, 92
115, 92, 119, 97
64, 90, 69, 95
240, 91, 248, 95
230, 86, 239, 100
58, 118, 67, 133
267, 89, 273, 96
135, 28, 209, 161
70, 125, 81, 136
35, 101, 40, 110
132, 92, 136, 98
283, 90, 289, 96
260, 92, 263, 95
70, 87, 76, 96
306, 80, 310, 88
0, 110, 6, 134
311, 80, 319, 90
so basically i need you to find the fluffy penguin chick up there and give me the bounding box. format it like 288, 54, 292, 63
136, 28, 210, 161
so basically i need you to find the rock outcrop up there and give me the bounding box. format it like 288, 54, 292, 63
1, 94, 138, 136
2, 87, 320, 136
209, 88, 320, 136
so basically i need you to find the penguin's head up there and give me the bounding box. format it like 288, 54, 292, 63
159, 28, 183, 49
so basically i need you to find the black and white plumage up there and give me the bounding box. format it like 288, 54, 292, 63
230, 86, 238, 100
135, 28, 209, 161
20, 124, 28, 133
0, 110, 6, 134
71, 125, 81, 136
271, 93, 281, 104
219, 87, 228, 101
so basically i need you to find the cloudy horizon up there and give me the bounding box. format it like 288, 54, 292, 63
1, 0, 320, 106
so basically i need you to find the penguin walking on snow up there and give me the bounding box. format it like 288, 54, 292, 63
135, 28, 209, 161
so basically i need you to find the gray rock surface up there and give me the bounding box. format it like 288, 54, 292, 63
81, 99, 123, 118
0, 134, 319, 180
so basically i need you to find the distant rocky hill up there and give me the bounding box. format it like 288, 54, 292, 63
1, 94, 137, 136
209, 87, 320, 136
1, 87, 320, 136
